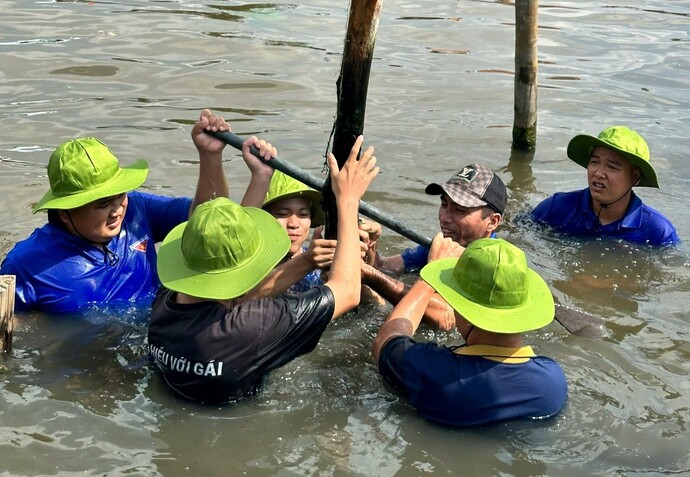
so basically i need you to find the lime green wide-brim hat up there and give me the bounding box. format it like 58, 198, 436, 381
157, 197, 290, 300
567, 125, 658, 188
33, 137, 149, 213
420, 238, 554, 334
262, 171, 324, 227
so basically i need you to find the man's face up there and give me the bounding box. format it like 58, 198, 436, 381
437, 193, 498, 247
59, 193, 128, 243
587, 146, 640, 207
265, 197, 312, 256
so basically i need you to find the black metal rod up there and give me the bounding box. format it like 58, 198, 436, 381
211, 130, 432, 247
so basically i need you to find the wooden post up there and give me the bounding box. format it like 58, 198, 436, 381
512, 0, 538, 150
0, 275, 15, 353
322, 0, 383, 239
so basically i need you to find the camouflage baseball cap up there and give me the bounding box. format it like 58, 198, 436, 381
425, 163, 507, 214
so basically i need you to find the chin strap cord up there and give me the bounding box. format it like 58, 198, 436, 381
65, 210, 120, 267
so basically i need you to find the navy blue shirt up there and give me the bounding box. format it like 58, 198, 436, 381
531, 188, 679, 246
0, 191, 191, 314
379, 336, 568, 427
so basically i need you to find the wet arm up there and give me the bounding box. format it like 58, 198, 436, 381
362, 264, 454, 331
241, 254, 314, 300
372, 279, 435, 362
189, 109, 230, 215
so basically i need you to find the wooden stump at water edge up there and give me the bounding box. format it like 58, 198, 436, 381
0, 275, 16, 353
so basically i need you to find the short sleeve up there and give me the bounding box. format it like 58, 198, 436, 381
377, 335, 418, 398
234, 285, 336, 374
401, 245, 430, 273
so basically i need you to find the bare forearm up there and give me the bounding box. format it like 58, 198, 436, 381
190, 151, 228, 214
422, 294, 456, 331
240, 174, 272, 207
362, 264, 454, 331
372, 280, 435, 361
243, 254, 312, 299
327, 199, 361, 315
362, 264, 408, 305
378, 254, 406, 275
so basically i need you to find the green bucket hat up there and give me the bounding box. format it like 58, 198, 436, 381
262, 171, 324, 227
33, 137, 149, 213
157, 197, 290, 300
420, 238, 554, 334
567, 126, 658, 188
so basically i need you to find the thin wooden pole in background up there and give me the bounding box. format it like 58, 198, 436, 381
0, 275, 15, 353
321, 0, 383, 239
512, 0, 538, 150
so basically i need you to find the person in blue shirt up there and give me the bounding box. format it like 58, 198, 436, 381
359, 163, 508, 330
0, 109, 276, 314
261, 171, 329, 296
364, 163, 507, 273
243, 167, 378, 300
372, 237, 568, 428
531, 125, 680, 246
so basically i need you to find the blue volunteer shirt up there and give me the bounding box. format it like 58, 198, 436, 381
379, 336, 568, 427
284, 248, 323, 296
0, 191, 192, 314
531, 188, 680, 246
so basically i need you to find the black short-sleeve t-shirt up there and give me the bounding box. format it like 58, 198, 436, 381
148, 285, 336, 404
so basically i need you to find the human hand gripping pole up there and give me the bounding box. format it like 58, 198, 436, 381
209, 130, 606, 337
209, 130, 432, 247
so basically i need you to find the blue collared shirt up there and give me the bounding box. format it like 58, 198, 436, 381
530, 188, 680, 246
378, 336, 568, 427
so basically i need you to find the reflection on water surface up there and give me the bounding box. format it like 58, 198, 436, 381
1, 0, 689, 475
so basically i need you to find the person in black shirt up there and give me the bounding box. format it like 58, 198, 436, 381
148, 136, 379, 404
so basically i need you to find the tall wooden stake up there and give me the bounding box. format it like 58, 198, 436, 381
512, 0, 538, 150
322, 0, 383, 239
1, 275, 15, 353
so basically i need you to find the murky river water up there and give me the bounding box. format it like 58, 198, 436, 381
1, 1, 689, 475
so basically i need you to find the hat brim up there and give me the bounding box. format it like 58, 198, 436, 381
567, 135, 658, 188
425, 183, 488, 208
157, 207, 290, 300
420, 258, 555, 333
32, 159, 149, 213
263, 190, 324, 227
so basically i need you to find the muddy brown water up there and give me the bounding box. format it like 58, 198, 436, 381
1, 1, 689, 475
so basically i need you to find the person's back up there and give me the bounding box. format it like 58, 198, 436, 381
378, 338, 566, 427
373, 237, 567, 427
148, 137, 379, 404
149, 282, 336, 402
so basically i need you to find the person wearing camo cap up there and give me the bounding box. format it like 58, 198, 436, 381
359, 163, 508, 330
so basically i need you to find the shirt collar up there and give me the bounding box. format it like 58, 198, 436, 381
453, 344, 536, 363
582, 188, 643, 230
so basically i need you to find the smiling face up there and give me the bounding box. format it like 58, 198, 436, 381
58, 193, 128, 244
437, 193, 501, 247
587, 146, 641, 208
264, 197, 312, 256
